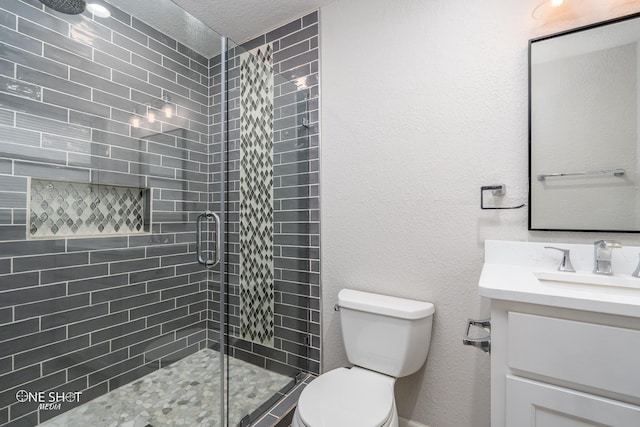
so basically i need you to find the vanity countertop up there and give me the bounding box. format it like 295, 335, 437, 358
479, 240, 640, 318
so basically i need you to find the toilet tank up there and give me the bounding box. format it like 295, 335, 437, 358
338, 289, 435, 378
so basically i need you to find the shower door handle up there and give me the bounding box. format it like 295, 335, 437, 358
196, 211, 221, 267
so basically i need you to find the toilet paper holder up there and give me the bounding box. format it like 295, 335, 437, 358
463, 318, 491, 353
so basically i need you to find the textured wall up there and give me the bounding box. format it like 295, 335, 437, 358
320, 1, 640, 426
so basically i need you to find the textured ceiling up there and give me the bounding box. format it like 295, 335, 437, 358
105, 0, 333, 58
105, 0, 222, 57
172, 0, 334, 44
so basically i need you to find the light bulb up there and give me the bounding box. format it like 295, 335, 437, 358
164, 105, 174, 119
147, 111, 156, 123
551, 0, 563, 7
130, 117, 140, 128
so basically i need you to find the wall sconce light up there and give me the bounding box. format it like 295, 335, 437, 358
129, 95, 174, 129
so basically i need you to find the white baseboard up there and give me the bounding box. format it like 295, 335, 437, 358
399, 417, 429, 427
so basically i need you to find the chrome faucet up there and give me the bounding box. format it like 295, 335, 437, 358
593, 240, 623, 275
544, 246, 575, 272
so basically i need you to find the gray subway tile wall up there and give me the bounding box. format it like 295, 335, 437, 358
0, 1, 319, 426
0, 1, 212, 425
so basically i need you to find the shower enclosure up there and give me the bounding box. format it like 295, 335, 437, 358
0, 0, 319, 425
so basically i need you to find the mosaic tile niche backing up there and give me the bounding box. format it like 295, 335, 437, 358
29, 179, 148, 238
239, 45, 275, 346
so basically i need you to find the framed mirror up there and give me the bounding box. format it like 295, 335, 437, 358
529, 12, 640, 232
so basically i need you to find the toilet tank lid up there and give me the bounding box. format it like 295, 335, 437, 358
338, 289, 435, 319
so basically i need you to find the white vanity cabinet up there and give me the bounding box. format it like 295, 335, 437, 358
479, 241, 640, 427
490, 301, 640, 427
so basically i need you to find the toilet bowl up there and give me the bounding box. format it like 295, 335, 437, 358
292, 289, 434, 427
292, 367, 398, 427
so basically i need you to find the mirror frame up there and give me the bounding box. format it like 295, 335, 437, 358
528, 11, 640, 233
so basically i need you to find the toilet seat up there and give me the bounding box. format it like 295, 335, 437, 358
296, 367, 395, 427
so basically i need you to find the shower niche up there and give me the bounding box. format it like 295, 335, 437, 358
28, 179, 151, 238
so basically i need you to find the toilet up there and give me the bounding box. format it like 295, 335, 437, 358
292, 289, 435, 427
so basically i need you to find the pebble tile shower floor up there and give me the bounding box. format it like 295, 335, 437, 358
39, 349, 293, 427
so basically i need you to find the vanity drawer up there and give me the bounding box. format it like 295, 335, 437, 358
507, 312, 640, 400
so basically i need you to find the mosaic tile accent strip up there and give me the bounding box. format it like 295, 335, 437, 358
239, 45, 275, 346
222, 13, 321, 375
40, 349, 295, 427
29, 179, 147, 238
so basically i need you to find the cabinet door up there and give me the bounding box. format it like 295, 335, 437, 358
506, 376, 640, 427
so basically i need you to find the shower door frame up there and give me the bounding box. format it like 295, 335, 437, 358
218, 35, 229, 427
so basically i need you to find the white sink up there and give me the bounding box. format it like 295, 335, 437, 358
480, 241, 640, 319
534, 270, 640, 290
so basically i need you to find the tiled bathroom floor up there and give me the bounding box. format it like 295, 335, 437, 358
40, 349, 294, 427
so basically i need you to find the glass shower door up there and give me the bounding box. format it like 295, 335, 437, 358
222, 35, 315, 426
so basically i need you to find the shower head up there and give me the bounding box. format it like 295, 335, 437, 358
39, 0, 86, 15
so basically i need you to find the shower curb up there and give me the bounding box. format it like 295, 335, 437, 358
251, 374, 315, 427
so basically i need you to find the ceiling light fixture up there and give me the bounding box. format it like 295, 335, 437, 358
532, 0, 583, 21
86, 3, 111, 18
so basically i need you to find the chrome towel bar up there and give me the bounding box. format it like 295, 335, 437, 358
537, 168, 625, 182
